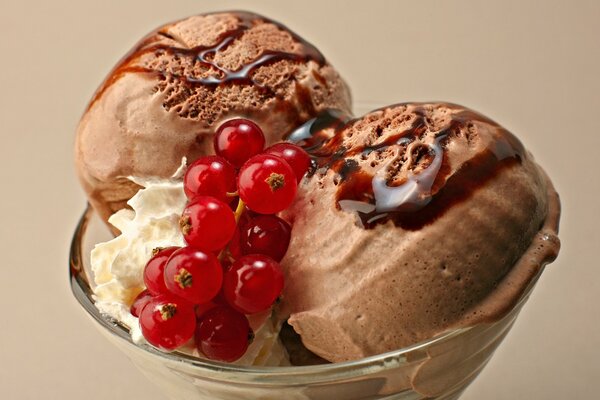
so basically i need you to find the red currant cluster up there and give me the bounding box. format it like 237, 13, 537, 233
129, 118, 311, 362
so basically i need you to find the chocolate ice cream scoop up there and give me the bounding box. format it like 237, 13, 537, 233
75, 11, 351, 224
279, 103, 560, 362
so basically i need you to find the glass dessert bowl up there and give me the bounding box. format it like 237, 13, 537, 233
70, 204, 546, 400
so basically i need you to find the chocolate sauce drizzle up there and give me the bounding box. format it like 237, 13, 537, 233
290, 104, 525, 230
188, 15, 325, 86
286, 109, 351, 152
88, 11, 326, 110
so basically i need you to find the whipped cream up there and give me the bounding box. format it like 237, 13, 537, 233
90, 164, 289, 366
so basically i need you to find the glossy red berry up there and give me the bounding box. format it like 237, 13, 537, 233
237, 215, 291, 262
143, 247, 180, 296
265, 143, 311, 183
238, 154, 297, 214
214, 119, 265, 167
183, 156, 237, 202
130, 289, 154, 318
180, 196, 236, 252
223, 254, 284, 314
164, 247, 223, 305
139, 295, 196, 350
196, 306, 253, 362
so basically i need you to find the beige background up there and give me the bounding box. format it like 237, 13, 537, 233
1, 0, 598, 399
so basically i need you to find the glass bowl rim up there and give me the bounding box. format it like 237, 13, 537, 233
69, 204, 543, 383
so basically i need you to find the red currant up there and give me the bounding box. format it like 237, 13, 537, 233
143, 247, 180, 296
130, 289, 153, 318
237, 215, 291, 262
223, 254, 284, 314
238, 154, 297, 214
214, 119, 265, 167
164, 247, 223, 305
183, 156, 237, 202
265, 143, 311, 183
139, 295, 196, 350
180, 196, 236, 252
196, 306, 253, 362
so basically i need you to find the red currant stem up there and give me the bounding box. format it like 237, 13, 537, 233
226, 191, 239, 197
217, 199, 246, 263
234, 199, 246, 223
215, 199, 248, 264
218, 247, 231, 263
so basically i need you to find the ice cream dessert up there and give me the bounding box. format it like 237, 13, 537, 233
74, 11, 351, 226
279, 102, 560, 362
73, 10, 560, 380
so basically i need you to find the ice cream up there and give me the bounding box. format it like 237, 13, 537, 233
75, 11, 351, 225
72, 7, 561, 372
279, 102, 560, 362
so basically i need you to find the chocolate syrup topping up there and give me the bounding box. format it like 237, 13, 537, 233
295, 104, 526, 230
88, 11, 327, 110
287, 109, 350, 144
186, 12, 325, 86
